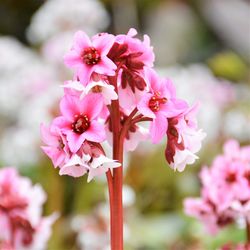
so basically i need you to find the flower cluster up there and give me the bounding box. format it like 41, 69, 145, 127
41, 28, 205, 181
220, 242, 250, 250
184, 139, 250, 235
0, 167, 57, 250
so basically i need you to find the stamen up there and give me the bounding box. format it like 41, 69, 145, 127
82, 47, 101, 65
148, 93, 167, 112
92, 85, 102, 93
72, 114, 90, 134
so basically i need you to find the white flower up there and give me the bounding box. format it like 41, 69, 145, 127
124, 125, 149, 152
27, 0, 110, 44
171, 149, 198, 172
63, 80, 118, 104
87, 155, 121, 182
59, 154, 121, 182
59, 154, 90, 177
171, 129, 206, 172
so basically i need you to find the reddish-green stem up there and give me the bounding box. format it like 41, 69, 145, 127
109, 75, 123, 250
107, 69, 150, 249
246, 218, 250, 244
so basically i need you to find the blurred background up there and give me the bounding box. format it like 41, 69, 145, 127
0, 0, 249, 249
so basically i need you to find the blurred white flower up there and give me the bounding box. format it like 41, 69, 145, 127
224, 110, 250, 142
71, 204, 110, 250
201, 0, 250, 62
27, 0, 110, 44
0, 36, 62, 166
145, 2, 198, 65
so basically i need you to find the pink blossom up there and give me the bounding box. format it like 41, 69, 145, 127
40, 123, 70, 168
220, 243, 250, 250
165, 103, 205, 171
0, 167, 57, 250
64, 31, 117, 85
184, 139, 250, 236
108, 28, 154, 93
184, 198, 223, 235
54, 93, 106, 153
138, 68, 188, 144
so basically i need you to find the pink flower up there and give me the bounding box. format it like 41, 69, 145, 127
165, 103, 205, 171
54, 93, 106, 153
108, 28, 154, 93
0, 167, 57, 249
64, 31, 117, 85
40, 123, 70, 168
184, 139, 250, 236
220, 243, 250, 250
138, 68, 188, 144
59, 154, 89, 178
184, 195, 235, 235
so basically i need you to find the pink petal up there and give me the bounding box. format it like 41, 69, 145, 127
150, 113, 168, 144
77, 66, 93, 85
144, 68, 160, 92
127, 28, 137, 37
96, 57, 117, 74
66, 131, 85, 153
59, 165, 87, 178
83, 120, 106, 143
79, 93, 104, 119
161, 78, 176, 98
64, 51, 81, 67
137, 93, 156, 118
73, 31, 91, 53
40, 124, 58, 146
41, 146, 62, 167
160, 100, 187, 117
51, 116, 70, 130
60, 95, 79, 121
118, 87, 137, 110
92, 34, 115, 54
54, 153, 66, 167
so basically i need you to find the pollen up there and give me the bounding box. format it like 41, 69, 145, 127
92, 85, 102, 93
82, 47, 101, 65
148, 93, 167, 112
72, 114, 90, 134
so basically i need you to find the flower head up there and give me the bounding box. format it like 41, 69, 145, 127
165, 103, 205, 171
54, 93, 106, 152
108, 28, 154, 92
59, 143, 121, 182
64, 31, 117, 85
0, 167, 57, 249
138, 69, 188, 144
63, 80, 118, 105
40, 123, 70, 167
184, 139, 250, 235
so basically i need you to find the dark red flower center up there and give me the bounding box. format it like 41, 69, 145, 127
72, 114, 90, 134
149, 93, 167, 112
225, 172, 236, 183
82, 47, 101, 65
244, 170, 250, 185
